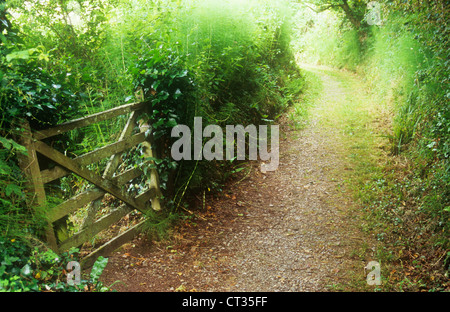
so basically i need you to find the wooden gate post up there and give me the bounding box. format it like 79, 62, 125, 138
16, 121, 58, 251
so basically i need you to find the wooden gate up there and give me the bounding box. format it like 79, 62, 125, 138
17, 101, 163, 267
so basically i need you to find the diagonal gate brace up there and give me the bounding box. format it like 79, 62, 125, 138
34, 140, 148, 214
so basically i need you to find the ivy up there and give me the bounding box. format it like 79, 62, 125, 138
0, 236, 111, 292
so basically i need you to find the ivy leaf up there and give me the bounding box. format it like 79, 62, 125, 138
0, 136, 11, 149
173, 89, 182, 99
20, 264, 32, 277
166, 118, 178, 128
152, 80, 161, 90
0, 137, 27, 155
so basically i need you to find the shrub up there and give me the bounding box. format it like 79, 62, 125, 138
0, 236, 110, 292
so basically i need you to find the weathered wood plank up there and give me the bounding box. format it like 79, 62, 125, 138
33, 101, 147, 140
59, 183, 153, 251
48, 189, 105, 223
16, 122, 47, 206
39, 132, 146, 183
40, 166, 68, 185
135, 186, 158, 206
139, 120, 163, 211
34, 140, 148, 213
46, 166, 144, 223
113, 166, 142, 186
80, 219, 146, 269
102, 111, 139, 178
77, 132, 146, 166
58, 204, 132, 252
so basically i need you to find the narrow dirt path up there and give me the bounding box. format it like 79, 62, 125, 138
100, 65, 380, 292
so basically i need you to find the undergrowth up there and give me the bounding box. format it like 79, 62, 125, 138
0, 0, 305, 291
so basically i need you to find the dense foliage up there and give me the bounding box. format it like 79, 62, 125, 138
0, 0, 303, 291
1, 236, 110, 291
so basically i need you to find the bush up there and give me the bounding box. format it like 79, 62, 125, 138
0, 0, 305, 270
121, 0, 303, 203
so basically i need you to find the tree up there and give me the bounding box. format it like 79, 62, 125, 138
302, 0, 366, 29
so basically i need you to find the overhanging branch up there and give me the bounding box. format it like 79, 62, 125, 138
303, 3, 341, 14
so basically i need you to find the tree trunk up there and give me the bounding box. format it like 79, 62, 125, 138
340, 0, 361, 29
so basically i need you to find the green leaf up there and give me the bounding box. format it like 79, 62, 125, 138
166, 118, 178, 128
6, 50, 31, 62
90, 256, 108, 284
0, 136, 27, 155
0, 136, 11, 150
152, 80, 161, 90
20, 264, 32, 277
144, 156, 159, 162
5, 183, 22, 197
2, 255, 20, 266
0, 33, 7, 44
0, 160, 11, 175
173, 89, 182, 99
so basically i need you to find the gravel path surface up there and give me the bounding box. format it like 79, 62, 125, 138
213, 67, 370, 291
100, 65, 375, 292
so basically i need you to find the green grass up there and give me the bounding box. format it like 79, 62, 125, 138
298, 62, 448, 291
285, 66, 322, 129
